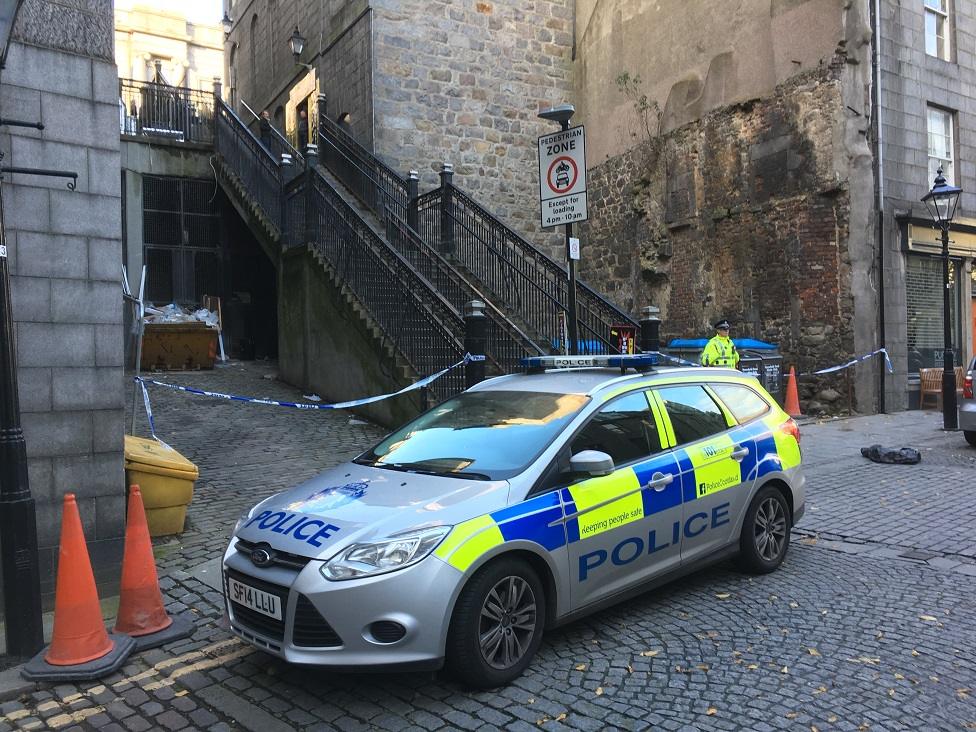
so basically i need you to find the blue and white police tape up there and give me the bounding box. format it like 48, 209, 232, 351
802, 347, 893, 376
136, 353, 486, 414
138, 378, 173, 449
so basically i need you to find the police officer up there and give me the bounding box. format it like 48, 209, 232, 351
700, 319, 740, 368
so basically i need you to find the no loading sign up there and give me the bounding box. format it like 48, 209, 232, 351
538, 125, 588, 227
547, 156, 578, 194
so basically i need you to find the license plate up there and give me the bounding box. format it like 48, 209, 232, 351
229, 578, 282, 620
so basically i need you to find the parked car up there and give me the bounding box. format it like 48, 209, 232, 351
222, 355, 805, 687
961, 356, 976, 447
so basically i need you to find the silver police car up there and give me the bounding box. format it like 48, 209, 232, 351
961, 356, 975, 446
222, 355, 805, 688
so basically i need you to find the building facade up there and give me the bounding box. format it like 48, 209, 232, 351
878, 0, 976, 409
115, 4, 223, 90
2, 0, 125, 609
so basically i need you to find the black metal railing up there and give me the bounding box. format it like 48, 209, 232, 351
119, 79, 215, 144
295, 167, 466, 401
240, 99, 305, 168
214, 98, 283, 232
418, 185, 638, 353
318, 115, 410, 226
314, 124, 544, 373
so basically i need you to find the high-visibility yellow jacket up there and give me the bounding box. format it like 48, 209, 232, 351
700, 335, 740, 368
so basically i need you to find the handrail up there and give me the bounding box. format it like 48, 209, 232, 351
295, 167, 466, 400
119, 78, 215, 144
318, 115, 410, 224
240, 98, 305, 166
214, 98, 283, 231
420, 183, 637, 353
314, 126, 545, 371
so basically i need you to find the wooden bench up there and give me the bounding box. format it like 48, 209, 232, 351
919, 366, 967, 409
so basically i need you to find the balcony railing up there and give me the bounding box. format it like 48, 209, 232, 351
119, 79, 215, 145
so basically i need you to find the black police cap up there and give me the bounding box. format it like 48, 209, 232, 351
713, 319, 731, 330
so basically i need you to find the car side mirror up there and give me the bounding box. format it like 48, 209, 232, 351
569, 450, 615, 477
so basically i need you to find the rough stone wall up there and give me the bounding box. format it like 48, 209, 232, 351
579, 62, 872, 413
3, 0, 124, 608
370, 0, 574, 242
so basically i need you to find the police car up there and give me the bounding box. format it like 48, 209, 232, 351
223, 355, 804, 688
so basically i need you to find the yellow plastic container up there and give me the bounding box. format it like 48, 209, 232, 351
124, 435, 199, 536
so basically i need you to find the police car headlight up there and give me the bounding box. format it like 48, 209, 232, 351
321, 526, 451, 581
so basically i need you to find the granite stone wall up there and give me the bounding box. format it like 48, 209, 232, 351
2, 0, 124, 608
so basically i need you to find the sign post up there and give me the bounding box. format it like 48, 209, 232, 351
538, 112, 587, 353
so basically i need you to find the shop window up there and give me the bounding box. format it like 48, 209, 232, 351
927, 105, 955, 186
906, 254, 962, 373
924, 0, 951, 60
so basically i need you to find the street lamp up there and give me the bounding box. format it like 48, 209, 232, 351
221, 11, 233, 36
288, 26, 306, 63
537, 103, 579, 355
921, 166, 963, 430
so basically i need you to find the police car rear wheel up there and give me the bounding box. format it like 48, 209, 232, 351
965, 430, 976, 447
736, 486, 790, 574
446, 557, 546, 688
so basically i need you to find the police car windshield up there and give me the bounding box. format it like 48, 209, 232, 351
356, 391, 590, 481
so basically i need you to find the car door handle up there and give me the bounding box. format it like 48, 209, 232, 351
731, 446, 750, 461
647, 472, 674, 491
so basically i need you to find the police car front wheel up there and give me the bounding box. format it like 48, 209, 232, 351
735, 485, 791, 574
446, 557, 546, 688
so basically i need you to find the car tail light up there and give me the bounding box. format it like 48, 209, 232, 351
965, 374, 974, 400
780, 417, 801, 444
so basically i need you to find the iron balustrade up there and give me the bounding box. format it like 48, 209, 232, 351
240, 99, 305, 169
314, 127, 544, 374
296, 167, 466, 401
214, 99, 283, 233
119, 79, 215, 144
418, 184, 638, 354
318, 116, 409, 226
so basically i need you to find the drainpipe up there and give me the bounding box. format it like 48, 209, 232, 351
871, 0, 887, 413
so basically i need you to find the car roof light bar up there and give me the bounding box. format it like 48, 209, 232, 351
520, 354, 658, 374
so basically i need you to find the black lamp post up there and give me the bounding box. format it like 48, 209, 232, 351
221, 11, 233, 36
288, 26, 306, 64
920, 166, 963, 431
537, 103, 579, 355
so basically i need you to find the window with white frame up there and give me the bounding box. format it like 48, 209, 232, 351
927, 106, 955, 186
924, 0, 951, 60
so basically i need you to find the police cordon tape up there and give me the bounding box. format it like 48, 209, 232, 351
136, 354, 486, 443
651, 348, 894, 376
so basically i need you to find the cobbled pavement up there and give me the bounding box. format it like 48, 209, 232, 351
1, 362, 974, 732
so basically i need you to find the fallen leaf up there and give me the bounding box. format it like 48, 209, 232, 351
715, 592, 731, 599
641, 650, 659, 657
574, 663, 587, 671
781, 665, 789, 674
626, 664, 633, 674
706, 708, 717, 716
912, 649, 920, 657
958, 688, 972, 699
595, 687, 604, 696
930, 675, 940, 682
812, 726, 820, 732
174, 690, 188, 697
555, 713, 567, 722
747, 664, 759, 670
828, 715, 838, 723
919, 615, 938, 622
786, 712, 798, 719
807, 648, 821, 656
789, 601, 799, 609
528, 698, 535, 704
876, 631, 885, 640
536, 717, 548, 726
799, 536, 818, 545
888, 688, 895, 698
697, 664, 710, 672
813, 685, 827, 694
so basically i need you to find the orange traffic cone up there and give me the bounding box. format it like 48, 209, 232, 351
784, 366, 803, 417
22, 494, 134, 681
114, 485, 193, 650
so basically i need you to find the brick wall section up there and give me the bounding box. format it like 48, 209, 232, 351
3, 0, 124, 607
579, 63, 859, 410
370, 0, 574, 241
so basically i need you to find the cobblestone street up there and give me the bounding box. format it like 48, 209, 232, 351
2, 362, 974, 731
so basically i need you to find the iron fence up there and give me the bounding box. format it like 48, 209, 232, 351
119, 79, 215, 144
318, 116, 409, 226
418, 185, 638, 354
297, 167, 466, 401
214, 99, 283, 233
315, 128, 544, 374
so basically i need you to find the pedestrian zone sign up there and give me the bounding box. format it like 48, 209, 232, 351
538, 125, 587, 228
